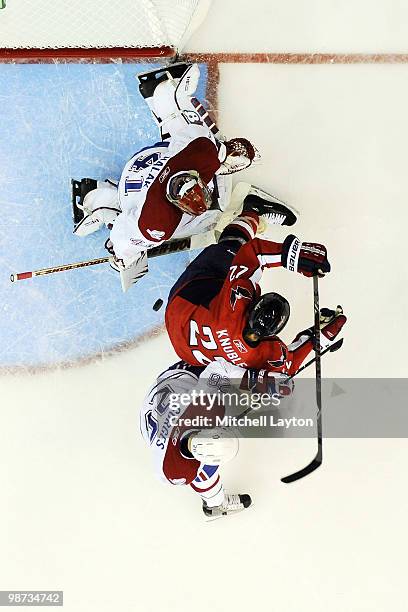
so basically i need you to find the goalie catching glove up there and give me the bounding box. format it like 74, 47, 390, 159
218, 137, 260, 175
282, 234, 331, 278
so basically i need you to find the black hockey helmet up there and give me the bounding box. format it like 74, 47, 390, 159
243, 292, 290, 345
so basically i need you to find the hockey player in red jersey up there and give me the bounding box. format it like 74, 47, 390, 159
165, 195, 347, 375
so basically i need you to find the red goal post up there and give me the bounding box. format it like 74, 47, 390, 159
0, 0, 212, 61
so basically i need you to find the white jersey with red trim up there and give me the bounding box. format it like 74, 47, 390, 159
140, 359, 244, 487
110, 125, 227, 263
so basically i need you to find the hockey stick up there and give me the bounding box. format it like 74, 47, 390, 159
9, 236, 195, 283
286, 337, 343, 382
236, 336, 343, 421
281, 275, 323, 484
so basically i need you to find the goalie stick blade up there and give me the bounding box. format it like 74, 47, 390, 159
281, 456, 322, 484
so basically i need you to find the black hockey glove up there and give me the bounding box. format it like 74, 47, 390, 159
282, 234, 331, 278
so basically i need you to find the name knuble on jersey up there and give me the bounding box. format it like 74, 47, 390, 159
216, 329, 247, 366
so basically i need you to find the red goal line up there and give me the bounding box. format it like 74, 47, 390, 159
185, 52, 408, 64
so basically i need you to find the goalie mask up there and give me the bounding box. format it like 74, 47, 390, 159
243, 292, 290, 346
166, 170, 212, 216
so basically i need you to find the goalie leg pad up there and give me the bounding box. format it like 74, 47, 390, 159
173, 63, 200, 107
137, 62, 192, 99
138, 63, 203, 139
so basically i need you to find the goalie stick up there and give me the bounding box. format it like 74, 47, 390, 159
10, 179, 260, 286
9, 233, 213, 284
281, 275, 323, 484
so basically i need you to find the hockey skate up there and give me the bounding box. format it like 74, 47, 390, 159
71, 177, 98, 226
137, 62, 192, 99
202, 493, 252, 520
243, 185, 298, 226
72, 177, 120, 236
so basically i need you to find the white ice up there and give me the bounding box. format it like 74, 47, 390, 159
1, 1, 407, 611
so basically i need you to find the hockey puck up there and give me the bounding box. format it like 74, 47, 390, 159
153, 298, 164, 312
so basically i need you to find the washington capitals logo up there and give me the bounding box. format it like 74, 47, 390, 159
230, 286, 252, 311
267, 345, 287, 368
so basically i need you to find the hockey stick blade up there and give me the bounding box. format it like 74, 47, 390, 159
280, 341, 342, 483
329, 337, 343, 352
281, 453, 322, 483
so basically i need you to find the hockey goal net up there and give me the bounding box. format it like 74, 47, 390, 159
0, 0, 211, 60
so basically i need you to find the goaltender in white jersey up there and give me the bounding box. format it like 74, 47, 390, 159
71, 63, 260, 289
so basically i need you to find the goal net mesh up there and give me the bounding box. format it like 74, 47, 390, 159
0, 0, 204, 52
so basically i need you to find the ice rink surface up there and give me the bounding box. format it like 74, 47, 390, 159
1, 1, 408, 611
0, 63, 209, 368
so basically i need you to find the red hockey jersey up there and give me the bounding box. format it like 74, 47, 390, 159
165, 238, 314, 375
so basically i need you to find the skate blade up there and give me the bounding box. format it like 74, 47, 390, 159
248, 184, 300, 217
203, 504, 253, 522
